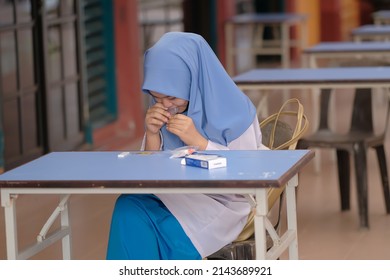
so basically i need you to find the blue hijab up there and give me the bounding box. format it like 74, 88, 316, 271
142, 32, 256, 150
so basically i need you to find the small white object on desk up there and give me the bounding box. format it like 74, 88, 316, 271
117, 152, 130, 158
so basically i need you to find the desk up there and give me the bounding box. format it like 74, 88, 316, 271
233, 67, 390, 228
0, 150, 314, 260
233, 67, 390, 119
351, 25, 390, 42
235, 66, 390, 140
372, 10, 390, 25
302, 41, 390, 67
233, 67, 390, 97
225, 13, 307, 75
234, 66, 390, 120
302, 42, 390, 171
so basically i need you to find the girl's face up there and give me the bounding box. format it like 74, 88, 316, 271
150, 91, 189, 114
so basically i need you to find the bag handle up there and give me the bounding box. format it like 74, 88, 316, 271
260, 98, 309, 150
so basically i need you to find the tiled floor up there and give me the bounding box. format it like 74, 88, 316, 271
294, 149, 390, 260
1, 90, 390, 260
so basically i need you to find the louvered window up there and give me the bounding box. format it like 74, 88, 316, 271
84, 0, 117, 129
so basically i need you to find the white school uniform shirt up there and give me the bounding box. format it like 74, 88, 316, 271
141, 116, 266, 258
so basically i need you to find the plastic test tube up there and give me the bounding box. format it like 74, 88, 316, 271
168, 107, 178, 115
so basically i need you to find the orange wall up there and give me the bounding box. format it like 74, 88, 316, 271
340, 0, 360, 41
216, 0, 236, 67
288, 0, 361, 44
293, 0, 321, 47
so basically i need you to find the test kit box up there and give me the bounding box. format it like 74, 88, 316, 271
181, 153, 227, 169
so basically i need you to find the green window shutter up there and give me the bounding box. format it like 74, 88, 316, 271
83, 0, 117, 129
0, 129, 4, 169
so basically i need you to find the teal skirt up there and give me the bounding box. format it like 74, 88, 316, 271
106, 194, 201, 260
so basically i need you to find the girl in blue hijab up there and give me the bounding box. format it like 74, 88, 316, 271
107, 32, 264, 260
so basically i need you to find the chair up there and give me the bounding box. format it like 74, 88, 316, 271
297, 88, 390, 228
207, 98, 309, 260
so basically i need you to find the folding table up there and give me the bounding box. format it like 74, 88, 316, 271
233, 67, 390, 112
233, 67, 390, 228
372, 10, 390, 25
225, 13, 307, 75
0, 150, 314, 260
233, 67, 390, 133
302, 41, 390, 67
351, 25, 390, 42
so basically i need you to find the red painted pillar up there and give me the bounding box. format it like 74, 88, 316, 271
320, 0, 342, 41
285, 0, 299, 62
216, 0, 236, 67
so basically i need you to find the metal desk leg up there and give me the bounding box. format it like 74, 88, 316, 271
285, 175, 299, 259
60, 194, 72, 259
1, 190, 72, 260
281, 23, 290, 104
312, 87, 322, 174
260, 176, 300, 260
306, 55, 323, 174
1, 189, 18, 259
300, 20, 308, 61
254, 188, 268, 259
281, 23, 290, 69
35, 194, 72, 259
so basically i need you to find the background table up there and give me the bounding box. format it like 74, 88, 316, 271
233, 67, 390, 228
233, 66, 390, 170
351, 25, 390, 41
0, 150, 314, 260
233, 67, 390, 124
225, 13, 307, 75
302, 41, 390, 67
233, 67, 390, 101
233, 66, 390, 119
372, 10, 390, 25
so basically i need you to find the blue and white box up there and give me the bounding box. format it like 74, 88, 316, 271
181, 153, 227, 169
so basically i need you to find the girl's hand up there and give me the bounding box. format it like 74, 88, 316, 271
167, 114, 208, 150
145, 103, 171, 135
